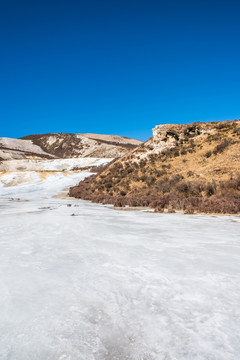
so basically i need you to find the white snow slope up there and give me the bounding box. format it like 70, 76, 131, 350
0, 137, 52, 159
0, 169, 240, 360
0, 157, 113, 172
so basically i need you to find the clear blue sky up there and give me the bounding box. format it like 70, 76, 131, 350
1, 0, 240, 140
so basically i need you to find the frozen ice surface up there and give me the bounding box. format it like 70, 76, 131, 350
0, 171, 240, 359
0, 157, 113, 171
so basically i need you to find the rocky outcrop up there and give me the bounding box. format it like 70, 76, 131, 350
151, 123, 205, 152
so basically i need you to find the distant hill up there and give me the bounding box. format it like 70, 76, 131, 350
0, 137, 55, 160
80, 133, 142, 146
0, 133, 142, 161
20, 133, 142, 158
70, 120, 240, 214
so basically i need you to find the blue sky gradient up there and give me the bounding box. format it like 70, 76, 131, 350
1, 0, 240, 140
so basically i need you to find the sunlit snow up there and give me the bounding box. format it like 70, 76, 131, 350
0, 157, 113, 171
0, 169, 240, 360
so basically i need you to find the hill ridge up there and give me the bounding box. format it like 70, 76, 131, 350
69, 120, 240, 214
0, 132, 142, 161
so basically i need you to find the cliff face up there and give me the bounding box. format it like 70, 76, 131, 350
152, 123, 204, 148
70, 120, 240, 214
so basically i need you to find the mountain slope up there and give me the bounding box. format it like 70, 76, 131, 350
0, 137, 55, 160
20, 133, 142, 158
80, 133, 142, 147
0, 132, 141, 161
70, 120, 240, 214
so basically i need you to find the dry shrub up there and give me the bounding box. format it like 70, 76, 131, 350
204, 150, 212, 158
213, 139, 232, 155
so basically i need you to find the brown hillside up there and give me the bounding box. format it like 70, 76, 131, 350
20, 133, 141, 158
69, 120, 240, 214
81, 133, 142, 147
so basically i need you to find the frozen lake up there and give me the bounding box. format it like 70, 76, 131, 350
0, 171, 240, 360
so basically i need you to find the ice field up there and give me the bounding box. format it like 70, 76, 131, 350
0, 170, 240, 359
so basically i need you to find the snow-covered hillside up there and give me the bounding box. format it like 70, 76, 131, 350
0, 157, 113, 172
0, 133, 142, 161
0, 169, 240, 359
20, 132, 142, 159
0, 137, 55, 160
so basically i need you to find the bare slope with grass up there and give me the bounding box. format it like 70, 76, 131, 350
21, 133, 142, 158
80, 133, 142, 147
0, 137, 55, 160
70, 120, 240, 214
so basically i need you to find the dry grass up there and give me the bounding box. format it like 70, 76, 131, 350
69, 120, 240, 214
